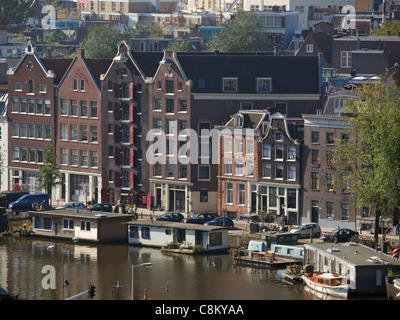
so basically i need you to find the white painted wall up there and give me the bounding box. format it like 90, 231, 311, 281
128, 224, 228, 251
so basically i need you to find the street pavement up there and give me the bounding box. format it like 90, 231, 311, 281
134, 207, 400, 246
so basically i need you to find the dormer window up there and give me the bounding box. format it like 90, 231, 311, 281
223, 78, 238, 93
257, 77, 272, 93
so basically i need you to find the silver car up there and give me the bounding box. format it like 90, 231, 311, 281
290, 223, 321, 238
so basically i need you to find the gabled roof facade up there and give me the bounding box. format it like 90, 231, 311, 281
295, 32, 332, 65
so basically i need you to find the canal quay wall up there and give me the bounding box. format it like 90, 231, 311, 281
4, 208, 400, 253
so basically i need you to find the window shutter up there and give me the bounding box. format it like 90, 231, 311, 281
114, 171, 121, 187
129, 83, 134, 100
130, 147, 134, 167
114, 124, 121, 143
115, 147, 121, 166
129, 103, 134, 122
130, 171, 134, 189
130, 125, 134, 144
113, 82, 120, 98
114, 102, 120, 121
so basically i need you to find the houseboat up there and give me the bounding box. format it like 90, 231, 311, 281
304, 242, 400, 295
385, 270, 400, 300
302, 269, 350, 299
126, 220, 229, 254
28, 209, 134, 243
231, 232, 303, 268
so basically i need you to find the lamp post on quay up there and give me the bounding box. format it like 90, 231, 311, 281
131, 262, 152, 300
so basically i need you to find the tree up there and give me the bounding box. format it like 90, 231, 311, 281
44, 30, 68, 43
0, 0, 33, 25
166, 40, 191, 52
38, 140, 61, 207
332, 78, 400, 244
82, 25, 130, 58
129, 24, 164, 38
372, 21, 400, 36
208, 10, 272, 52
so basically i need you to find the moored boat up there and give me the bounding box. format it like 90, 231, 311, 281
301, 271, 350, 299
385, 270, 400, 300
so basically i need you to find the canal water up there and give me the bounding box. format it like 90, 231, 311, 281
0, 236, 318, 301
0, 236, 381, 301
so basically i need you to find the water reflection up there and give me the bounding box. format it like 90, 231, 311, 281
0, 237, 310, 300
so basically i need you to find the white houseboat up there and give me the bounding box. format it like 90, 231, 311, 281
304, 242, 400, 296
29, 209, 134, 243
127, 220, 229, 254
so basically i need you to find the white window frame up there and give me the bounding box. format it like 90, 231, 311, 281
237, 184, 245, 205
224, 157, 232, 175
341, 51, 352, 68
256, 77, 272, 93
222, 77, 238, 93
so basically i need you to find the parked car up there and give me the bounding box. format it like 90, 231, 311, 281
56, 202, 85, 210
154, 212, 184, 222
322, 228, 359, 243
204, 217, 234, 229
90, 203, 113, 212
290, 223, 321, 238
9, 193, 49, 214
183, 212, 218, 224
0, 191, 29, 208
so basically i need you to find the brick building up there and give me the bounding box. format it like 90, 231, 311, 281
217, 110, 267, 218
6, 43, 323, 214
257, 112, 302, 225
301, 113, 356, 229
55, 48, 111, 205
7, 43, 71, 193
130, 50, 322, 215
99, 41, 149, 205
7, 42, 149, 207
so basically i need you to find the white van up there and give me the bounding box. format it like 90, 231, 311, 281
290, 223, 321, 238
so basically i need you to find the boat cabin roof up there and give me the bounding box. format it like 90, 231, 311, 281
316, 273, 343, 280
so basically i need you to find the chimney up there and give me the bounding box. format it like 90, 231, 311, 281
76, 48, 84, 58
383, 0, 387, 23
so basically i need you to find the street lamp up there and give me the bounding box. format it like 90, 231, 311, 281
131, 262, 152, 300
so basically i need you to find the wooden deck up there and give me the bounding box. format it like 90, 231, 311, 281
231, 249, 302, 268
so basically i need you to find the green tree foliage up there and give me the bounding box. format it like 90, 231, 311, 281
44, 30, 68, 43
166, 40, 191, 52
208, 10, 272, 52
372, 21, 400, 35
0, 0, 33, 25
332, 78, 400, 242
38, 140, 61, 207
129, 23, 164, 38
83, 25, 130, 58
